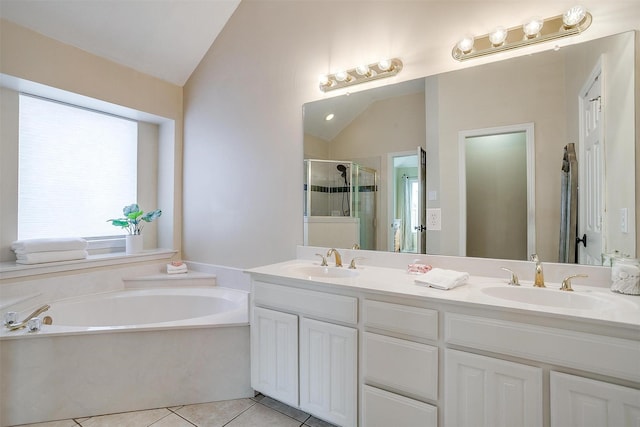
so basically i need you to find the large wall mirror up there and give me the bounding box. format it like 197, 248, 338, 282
303, 31, 637, 265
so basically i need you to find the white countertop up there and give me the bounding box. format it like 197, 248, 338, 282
247, 259, 640, 329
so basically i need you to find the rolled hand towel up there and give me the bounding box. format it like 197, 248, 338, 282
415, 268, 469, 290
15, 250, 88, 265
11, 237, 88, 254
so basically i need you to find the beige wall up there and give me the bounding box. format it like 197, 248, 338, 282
303, 134, 329, 160
0, 19, 184, 257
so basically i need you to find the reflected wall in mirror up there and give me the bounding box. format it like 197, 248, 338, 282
303, 31, 637, 265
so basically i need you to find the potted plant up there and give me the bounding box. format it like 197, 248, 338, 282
107, 203, 162, 254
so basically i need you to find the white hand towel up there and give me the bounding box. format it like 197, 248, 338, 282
415, 268, 469, 290
11, 237, 88, 254
15, 250, 88, 265
167, 262, 188, 274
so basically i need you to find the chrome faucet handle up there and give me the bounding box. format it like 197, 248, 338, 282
500, 267, 520, 286
560, 274, 588, 292
348, 257, 366, 269
3, 311, 18, 327
326, 248, 343, 267
315, 253, 328, 267
351, 243, 360, 250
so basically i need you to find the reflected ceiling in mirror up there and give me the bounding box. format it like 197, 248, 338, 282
303, 31, 637, 265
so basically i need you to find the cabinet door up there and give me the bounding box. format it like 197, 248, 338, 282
251, 306, 298, 407
445, 349, 542, 427
300, 317, 357, 427
551, 371, 640, 427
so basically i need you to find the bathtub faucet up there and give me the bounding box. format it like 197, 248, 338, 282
4, 304, 50, 331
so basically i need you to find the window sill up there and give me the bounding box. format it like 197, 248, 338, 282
0, 249, 177, 280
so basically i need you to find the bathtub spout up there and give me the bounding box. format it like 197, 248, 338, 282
6, 304, 50, 331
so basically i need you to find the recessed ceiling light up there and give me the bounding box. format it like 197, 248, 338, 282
325, 113, 335, 121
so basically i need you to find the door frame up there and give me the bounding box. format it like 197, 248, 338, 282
458, 123, 536, 257
387, 150, 419, 252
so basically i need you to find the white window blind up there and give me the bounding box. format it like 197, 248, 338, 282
18, 94, 138, 240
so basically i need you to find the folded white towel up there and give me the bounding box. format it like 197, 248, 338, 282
11, 237, 88, 254
415, 268, 469, 290
167, 263, 188, 274
15, 250, 88, 265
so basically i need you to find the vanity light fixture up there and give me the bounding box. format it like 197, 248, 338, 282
319, 58, 403, 92
452, 6, 592, 61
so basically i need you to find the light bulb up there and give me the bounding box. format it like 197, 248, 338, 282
489, 26, 508, 46
325, 113, 334, 121
319, 74, 330, 86
523, 17, 543, 38
563, 5, 586, 27
456, 36, 474, 54
335, 70, 350, 82
355, 64, 368, 75
378, 59, 392, 71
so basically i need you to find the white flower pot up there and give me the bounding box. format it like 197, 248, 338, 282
126, 234, 143, 254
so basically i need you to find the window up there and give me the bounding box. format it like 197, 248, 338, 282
18, 94, 138, 240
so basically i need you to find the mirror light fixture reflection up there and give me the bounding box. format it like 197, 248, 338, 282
319, 58, 403, 92
523, 17, 544, 38
488, 27, 508, 46
452, 6, 592, 61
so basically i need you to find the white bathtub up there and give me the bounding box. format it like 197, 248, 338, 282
35, 286, 248, 333
0, 286, 252, 426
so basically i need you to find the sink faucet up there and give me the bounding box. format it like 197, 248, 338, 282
326, 248, 343, 267
530, 254, 545, 287
559, 274, 588, 292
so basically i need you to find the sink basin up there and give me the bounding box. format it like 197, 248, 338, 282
481, 286, 609, 310
289, 265, 359, 279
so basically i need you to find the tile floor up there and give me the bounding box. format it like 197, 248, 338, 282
15, 394, 338, 427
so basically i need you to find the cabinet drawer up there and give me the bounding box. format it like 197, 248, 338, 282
253, 281, 357, 325
363, 332, 438, 401
363, 299, 438, 340
445, 313, 640, 382
362, 385, 437, 427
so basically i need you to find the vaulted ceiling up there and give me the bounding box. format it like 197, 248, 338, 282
0, 0, 240, 86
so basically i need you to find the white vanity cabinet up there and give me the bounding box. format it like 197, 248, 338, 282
250, 306, 299, 407
550, 371, 640, 426
362, 299, 439, 427
249, 261, 640, 427
300, 317, 357, 426
251, 280, 358, 427
444, 349, 543, 427
444, 312, 640, 427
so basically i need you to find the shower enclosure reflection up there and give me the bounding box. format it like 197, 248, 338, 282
304, 159, 377, 250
